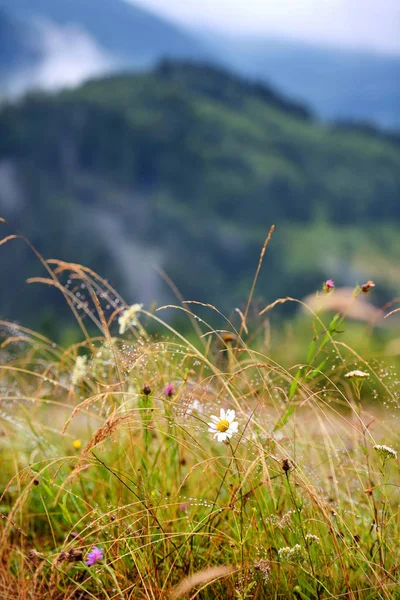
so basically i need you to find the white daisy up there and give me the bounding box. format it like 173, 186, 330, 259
208, 408, 238, 442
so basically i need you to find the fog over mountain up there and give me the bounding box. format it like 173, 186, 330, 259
2, 19, 114, 97
0, 0, 208, 97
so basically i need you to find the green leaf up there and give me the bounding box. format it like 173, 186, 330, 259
289, 369, 302, 400
274, 404, 295, 432
60, 494, 73, 525
306, 339, 316, 364
306, 359, 327, 380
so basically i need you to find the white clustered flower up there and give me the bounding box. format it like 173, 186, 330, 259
305, 534, 320, 545
118, 304, 143, 334
71, 355, 87, 385
373, 444, 397, 461
344, 370, 370, 379
266, 510, 294, 530
208, 408, 238, 442
278, 544, 307, 565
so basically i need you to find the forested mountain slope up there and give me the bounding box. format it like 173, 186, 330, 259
0, 62, 399, 329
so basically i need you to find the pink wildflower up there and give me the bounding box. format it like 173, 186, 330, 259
164, 384, 174, 397
85, 546, 103, 566
324, 279, 335, 293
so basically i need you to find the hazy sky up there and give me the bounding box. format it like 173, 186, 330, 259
131, 0, 400, 55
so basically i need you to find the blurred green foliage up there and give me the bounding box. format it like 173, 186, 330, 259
0, 61, 399, 333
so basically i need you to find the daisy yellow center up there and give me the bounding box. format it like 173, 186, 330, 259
216, 419, 230, 432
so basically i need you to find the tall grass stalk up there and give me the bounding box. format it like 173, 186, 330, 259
0, 224, 399, 599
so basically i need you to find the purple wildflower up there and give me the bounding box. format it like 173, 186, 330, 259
324, 279, 335, 293
164, 383, 174, 397
85, 546, 103, 566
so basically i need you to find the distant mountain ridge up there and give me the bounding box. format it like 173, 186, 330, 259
0, 7, 41, 74
155, 61, 312, 121
0, 0, 207, 64
204, 34, 400, 129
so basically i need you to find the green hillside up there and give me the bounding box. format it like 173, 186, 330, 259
0, 61, 399, 330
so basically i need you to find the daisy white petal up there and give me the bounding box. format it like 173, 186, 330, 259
207, 408, 239, 443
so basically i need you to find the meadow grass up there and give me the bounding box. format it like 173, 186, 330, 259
0, 229, 399, 599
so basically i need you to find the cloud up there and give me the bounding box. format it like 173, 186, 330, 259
4, 19, 115, 97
